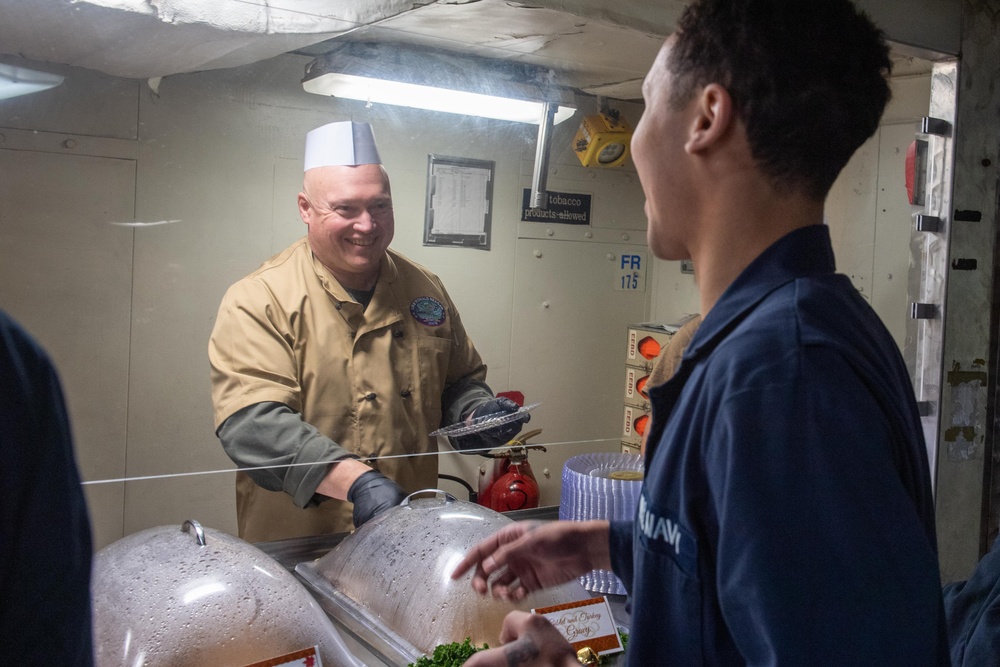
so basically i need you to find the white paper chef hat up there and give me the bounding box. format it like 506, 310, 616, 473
303, 121, 382, 171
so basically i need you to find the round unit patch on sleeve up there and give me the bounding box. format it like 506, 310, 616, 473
410, 296, 447, 327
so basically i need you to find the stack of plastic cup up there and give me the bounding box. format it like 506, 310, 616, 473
559, 452, 643, 595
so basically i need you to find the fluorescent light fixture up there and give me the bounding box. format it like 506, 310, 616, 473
304, 72, 575, 125
302, 43, 575, 125
0, 64, 64, 101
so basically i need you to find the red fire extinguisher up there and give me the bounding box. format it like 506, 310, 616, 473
478, 429, 545, 512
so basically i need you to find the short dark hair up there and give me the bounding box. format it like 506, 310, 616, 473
668, 0, 892, 200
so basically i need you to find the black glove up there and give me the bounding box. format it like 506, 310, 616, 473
347, 470, 407, 527
450, 397, 530, 455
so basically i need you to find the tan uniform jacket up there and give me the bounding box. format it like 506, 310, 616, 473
647, 315, 703, 388
209, 238, 488, 541
642, 315, 701, 456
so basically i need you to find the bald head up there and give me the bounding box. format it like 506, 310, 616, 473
298, 163, 395, 291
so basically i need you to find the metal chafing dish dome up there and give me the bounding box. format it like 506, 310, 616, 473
91, 520, 363, 667
295, 491, 590, 662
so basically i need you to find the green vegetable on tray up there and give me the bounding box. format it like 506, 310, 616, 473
597, 629, 629, 664
408, 637, 489, 667
407, 629, 628, 666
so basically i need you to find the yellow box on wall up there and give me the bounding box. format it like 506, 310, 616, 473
573, 112, 633, 168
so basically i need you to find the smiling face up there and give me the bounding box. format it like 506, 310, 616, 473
631, 36, 699, 261
298, 163, 394, 290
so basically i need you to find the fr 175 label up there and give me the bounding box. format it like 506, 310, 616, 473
614, 253, 646, 292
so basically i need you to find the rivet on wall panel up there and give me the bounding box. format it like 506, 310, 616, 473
607, 254, 616, 261
621, 233, 629, 241
546, 228, 554, 236
585, 232, 593, 239
63, 139, 76, 149
533, 249, 542, 258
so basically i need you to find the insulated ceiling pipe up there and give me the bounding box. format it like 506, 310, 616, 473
531, 102, 556, 209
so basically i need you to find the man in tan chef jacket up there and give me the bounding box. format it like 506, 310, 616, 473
209, 121, 524, 543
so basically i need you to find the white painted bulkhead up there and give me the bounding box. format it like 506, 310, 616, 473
0, 43, 932, 548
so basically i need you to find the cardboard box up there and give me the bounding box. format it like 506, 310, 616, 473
625, 322, 678, 370
621, 441, 641, 456
623, 366, 653, 409
620, 319, 696, 456
622, 404, 651, 445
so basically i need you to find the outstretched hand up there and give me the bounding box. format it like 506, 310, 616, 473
450, 520, 612, 602
463, 611, 578, 667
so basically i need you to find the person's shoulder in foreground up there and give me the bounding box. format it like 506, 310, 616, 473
456, 0, 950, 664
0, 310, 94, 666
616, 0, 949, 663
623, 224, 946, 666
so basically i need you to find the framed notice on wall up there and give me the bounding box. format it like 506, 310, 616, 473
424, 155, 495, 250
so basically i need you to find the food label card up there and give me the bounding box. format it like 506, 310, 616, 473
241, 645, 322, 667
532, 596, 623, 656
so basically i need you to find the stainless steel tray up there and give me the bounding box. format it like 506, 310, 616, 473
257, 506, 630, 666
295, 560, 422, 666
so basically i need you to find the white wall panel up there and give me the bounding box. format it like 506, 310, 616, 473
649, 258, 700, 324
0, 47, 942, 548
508, 238, 648, 505
0, 148, 135, 549
826, 73, 931, 355
827, 131, 880, 303
872, 123, 925, 350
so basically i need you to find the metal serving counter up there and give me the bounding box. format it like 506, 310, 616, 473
256, 505, 630, 667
